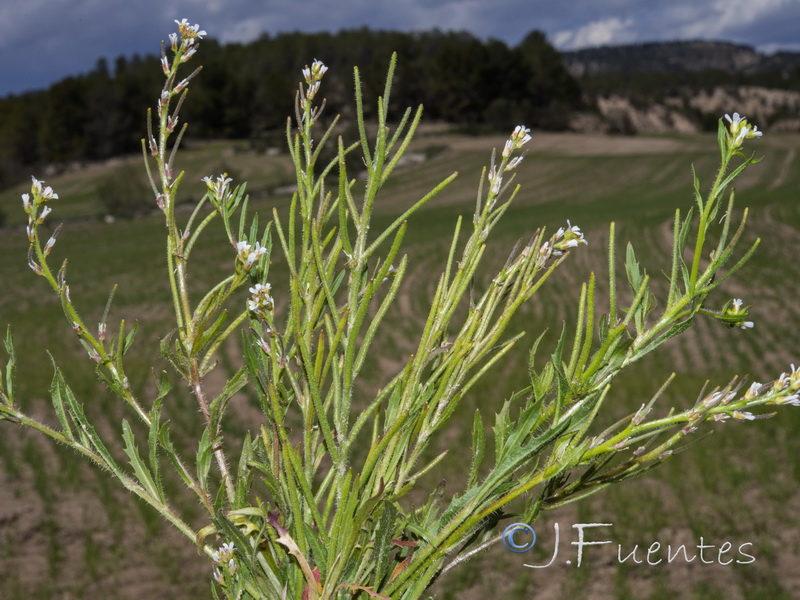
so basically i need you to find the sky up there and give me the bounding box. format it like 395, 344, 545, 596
1, 0, 799, 96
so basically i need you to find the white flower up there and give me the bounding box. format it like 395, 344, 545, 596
724, 112, 744, 131
774, 372, 789, 391
732, 298, 743, 311
502, 125, 531, 158
553, 219, 587, 252
30, 176, 58, 201
212, 541, 235, 565
511, 125, 531, 146
44, 235, 57, 255
303, 59, 328, 83
236, 240, 266, 269
181, 45, 198, 62
490, 174, 502, 195
539, 241, 551, 258
175, 19, 206, 41
245, 242, 267, 268
505, 156, 524, 171
175, 75, 193, 93
734, 127, 750, 146
779, 394, 800, 407
565, 220, 582, 236
213, 567, 224, 585
306, 81, 320, 100
740, 321, 754, 330
724, 112, 763, 147
789, 364, 800, 389
22, 193, 31, 213
249, 283, 272, 295
732, 410, 755, 421
248, 282, 274, 317
312, 59, 328, 79
703, 391, 724, 408
744, 382, 762, 400
203, 174, 233, 202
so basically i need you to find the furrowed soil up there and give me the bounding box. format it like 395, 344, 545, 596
0, 130, 798, 599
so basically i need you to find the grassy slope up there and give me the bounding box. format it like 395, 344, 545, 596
0, 131, 798, 599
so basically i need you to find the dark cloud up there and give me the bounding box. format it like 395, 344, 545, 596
0, 0, 797, 95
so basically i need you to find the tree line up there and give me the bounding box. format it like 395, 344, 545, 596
0, 28, 581, 192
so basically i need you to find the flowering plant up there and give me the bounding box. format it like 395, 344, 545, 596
1, 19, 797, 600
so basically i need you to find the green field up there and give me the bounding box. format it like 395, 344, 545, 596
0, 129, 798, 599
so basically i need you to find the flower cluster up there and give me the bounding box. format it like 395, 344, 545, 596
487, 125, 532, 197
772, 364, 800, 398
721, 298, 754, 329
248, 283, 275, 319
553, 221, 587, 253
700, 364, 800, 424
211, 542, 237, 585
303, 59, 328, 102
502, 125, 532, 158
172, 18, 206, 63
159, 19, 205, 99
22, 177, 61, 268
235, 240, 267, 270
537, 221, 587, 265
202, 174, 233, 206
724, 113, 762, 149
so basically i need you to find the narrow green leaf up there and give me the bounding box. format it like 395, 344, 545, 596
372, 504, 398, 589
208, 366, 248, 428
197, 427, 213, 493
235, 433, 252, 507
625, 242, 642, 292
493, 400, 510, 462
692, 165, 703, 212
717, 118, 728, 161
122, 419, 160, 499
468, 410, 485, 488
158, 424, 196, 491
608, 222, 617, 324
551, 322, 568, 366
635, 321, 693, 358
148, 398, 166, 502
566, 282, 587, 379
49, 367, 73, 439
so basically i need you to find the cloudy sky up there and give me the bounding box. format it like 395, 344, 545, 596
1, 0, 799, 95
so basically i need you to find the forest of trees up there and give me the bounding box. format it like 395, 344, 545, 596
0, 28, 581, 192
2, 29, 799, 210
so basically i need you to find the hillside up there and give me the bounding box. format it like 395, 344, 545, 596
561, 40, 800, 77
560, 41, 800, 135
